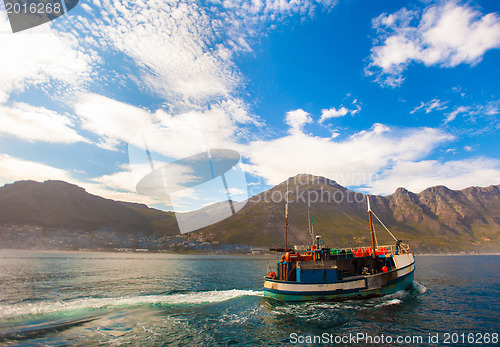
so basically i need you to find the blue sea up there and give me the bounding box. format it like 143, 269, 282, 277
0, 251, 498, 346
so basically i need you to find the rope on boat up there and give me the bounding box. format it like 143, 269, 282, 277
371, 210, 398, 241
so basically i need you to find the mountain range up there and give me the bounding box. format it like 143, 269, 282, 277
0, 176, 499, 253
194, 175, 500, 253
0, 180, 178, 250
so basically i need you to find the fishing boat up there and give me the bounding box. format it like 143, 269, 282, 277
263, 184, 415, 301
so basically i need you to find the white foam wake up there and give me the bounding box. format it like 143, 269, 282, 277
0, 289, 263, 320
375, 298, 402, 307
412, 281, 428, 294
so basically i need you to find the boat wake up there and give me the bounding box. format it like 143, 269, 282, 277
371, 280, 427, 306
411, 280, 428, 295
0, 289, 263, 321
374, 298, 402, 307
0, 290, 264, 343
267, 280, 427, 315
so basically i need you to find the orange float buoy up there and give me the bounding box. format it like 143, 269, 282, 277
270, 272, 276, 277
382, 266, 388, 272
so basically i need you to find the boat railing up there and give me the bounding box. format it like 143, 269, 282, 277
377, 243, 411, 255
329, 243, 411, 257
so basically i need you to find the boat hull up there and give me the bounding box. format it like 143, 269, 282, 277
264, 261, 415, 302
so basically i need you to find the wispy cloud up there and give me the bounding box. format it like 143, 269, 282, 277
0, 154, 163, 206
367, 2, 500, 86
445, 105, 470, 123
0, 103, 87, 143
74, 93, 252, 156
1, 0, 498, 204
0, 0, 340, 165
0, 154, 74, 186
411, 99, 448, 114
0, 17, 93, 103
75, 93, 152, 150
221, 0, 338, 19
445, 100, 499, 123
57, 0, 339, 111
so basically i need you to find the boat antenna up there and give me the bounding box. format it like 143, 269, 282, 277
367, 195, 377, 259
284, 179, 289, 253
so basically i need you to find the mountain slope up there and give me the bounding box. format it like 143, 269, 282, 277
0, 176, 499, 253
0, 180, 179, 249
194, 175, 500, 253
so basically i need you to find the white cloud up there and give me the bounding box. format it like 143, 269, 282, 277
0, 17, 92, 103
445, 101, 499, 123
89, 167, 176, 206
242, 122, 453, 188
411, 99, 448, 114
285, 109, 312, 134
452, 85, 467, 97
351, 104, 362, 115
320, 106, 349, 122
92, 168, 135, 192
80, 3, 92, 12
221, 0, 338, 19
445, 105, 470, 123
0, 154, 73, 185
0, 0, 340, 185
63, 0, 338, 109
75, 93, 151, 150
366, 158, 500, 195
319, 103, 362, 123
482, 100, 500, 116
84, 182, 165, 207
368, 2, 500, 86
99, 161, 201, 203
3, 0, 498, 204
0, 154, 163, 206
0, 103, 86, 143
241, 116, 500, 195
75, 93, 250, 156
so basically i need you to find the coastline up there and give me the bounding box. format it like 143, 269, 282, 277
1, 248, 499, 256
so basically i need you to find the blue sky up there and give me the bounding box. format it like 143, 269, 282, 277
0, 0, 499, 212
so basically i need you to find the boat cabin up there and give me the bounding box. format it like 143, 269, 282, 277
272, 237, 411, 284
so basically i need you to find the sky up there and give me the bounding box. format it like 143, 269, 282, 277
0, 0, 499, 212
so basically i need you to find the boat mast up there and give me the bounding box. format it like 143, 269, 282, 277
284, 179, 289, 253
367, 195, 376, 259
308, 209, 315, 247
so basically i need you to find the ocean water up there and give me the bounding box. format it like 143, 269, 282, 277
0, 251, 498, 346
